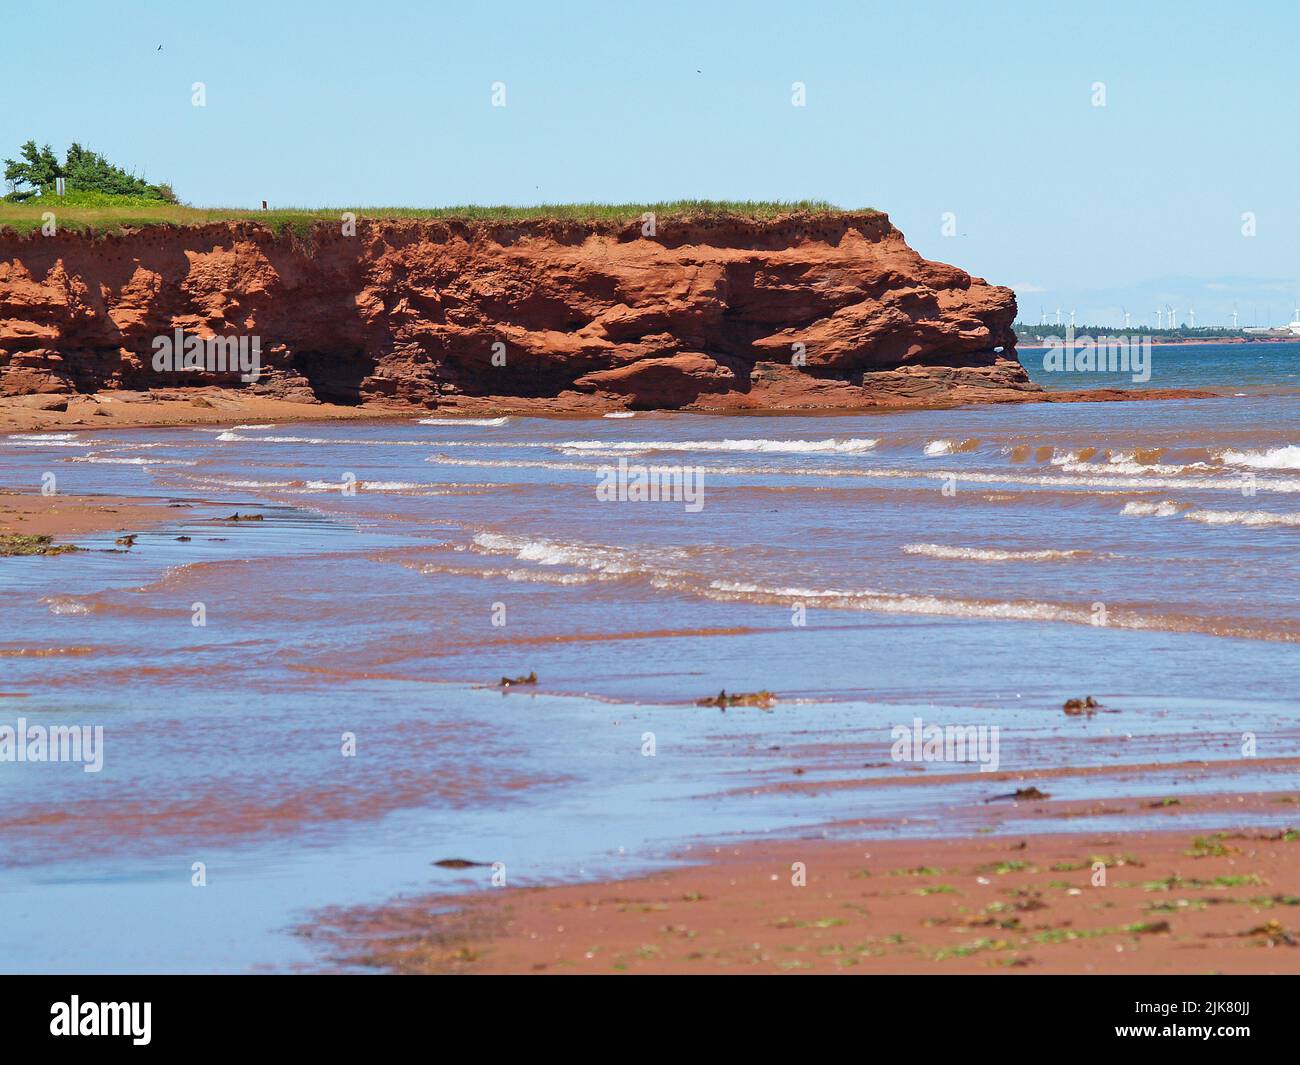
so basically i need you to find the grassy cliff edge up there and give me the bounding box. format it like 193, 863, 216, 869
0, 192, 862, 237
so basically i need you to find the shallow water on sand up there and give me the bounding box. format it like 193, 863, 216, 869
1, 384, 1297, 971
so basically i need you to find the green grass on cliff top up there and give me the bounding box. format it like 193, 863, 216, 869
0, 191, 859, 236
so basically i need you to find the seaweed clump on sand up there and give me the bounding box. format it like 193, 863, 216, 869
499, 671, 537, 688
0, 534, 80, 557
1242, 920, 1296, 946
696, 689, 777, 710
1063, 696, 1101, 716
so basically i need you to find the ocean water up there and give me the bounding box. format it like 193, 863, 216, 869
1021, 338, 1300, 393
1, 348, 1297, 972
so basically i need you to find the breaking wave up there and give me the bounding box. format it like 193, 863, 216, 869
1121, 501, 1298, 527
923, 438, 979, 456
456, 531, 1294, 641
71, 455, 198, 466
1120, 500, 1187, 518
902, 543, 1097, 562
42, 597, 92, 616
701, 579, 1291, 641
1182, 508, 1300, 527
417, 417, 510, 426
471, 531, 652, 576
1219, 445, 1300, 470
553, 437, 879, 455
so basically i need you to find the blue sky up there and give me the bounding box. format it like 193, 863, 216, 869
6, 0, 1300, 326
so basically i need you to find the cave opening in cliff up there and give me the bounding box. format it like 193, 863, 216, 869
291, 350, 372, 405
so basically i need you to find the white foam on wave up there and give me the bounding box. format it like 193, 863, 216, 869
427, 454, 607, 473
471, 531, 641, 575
553, 437, 879, 455
421, 452, 1300, 494
922, 438, 979, 457
1121, 500, 1298, 527
418, 417, 510, 426
427, 453, 766, 476
441, 530, 1295, 641
178, 473, 472, 496
318, 480, 438, 492
937, 463, 1300, 493
7, 433, 87, 448
706, 579, 1096, 625
218, 430, 505, 448
217, 431, 327, 444
902, 543, 1095, 562
416, 562, 599, 585
700, 578, 1294, 641
42, 597, 91, 616
1183, 508, 1300, 527
470, 534, 1097, 628
232, 423, 274, 430
192, 477, 297, 489
1220, 445, 1300, 470
603, 412, 636, 419
71, 455, 197, 466
1120, 500, 1186, 518
1053, 450, 1194, 477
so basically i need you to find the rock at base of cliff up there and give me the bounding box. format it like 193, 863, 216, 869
573, 353, 736, 408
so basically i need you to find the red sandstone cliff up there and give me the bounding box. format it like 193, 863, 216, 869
0, 212, 1035, 414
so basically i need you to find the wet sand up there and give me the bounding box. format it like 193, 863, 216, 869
0, 391, 388, 436
0, 383, 1223, 436
0, 490, 178, 541
308, 812, 1300, 974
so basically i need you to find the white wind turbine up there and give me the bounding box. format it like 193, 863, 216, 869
1154, 307, 1163, 329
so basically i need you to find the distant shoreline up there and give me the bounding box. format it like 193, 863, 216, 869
1017, 336, 1296, 348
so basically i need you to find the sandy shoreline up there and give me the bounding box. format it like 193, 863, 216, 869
0, 490, 181, 541
0, 391, 393, 436
0, 384, 1226, 435
308, 815, 1300, 975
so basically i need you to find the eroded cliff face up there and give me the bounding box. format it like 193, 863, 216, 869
0, 212, 1034, 413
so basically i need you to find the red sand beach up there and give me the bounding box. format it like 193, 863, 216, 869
307, 816, 1300, 975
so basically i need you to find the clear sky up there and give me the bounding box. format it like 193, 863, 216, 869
6, 0, 1300, 327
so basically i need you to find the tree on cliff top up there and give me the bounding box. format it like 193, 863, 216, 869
3, 141, 176, 203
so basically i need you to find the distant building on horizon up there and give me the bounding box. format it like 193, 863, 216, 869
1243, 306, 1300, 337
